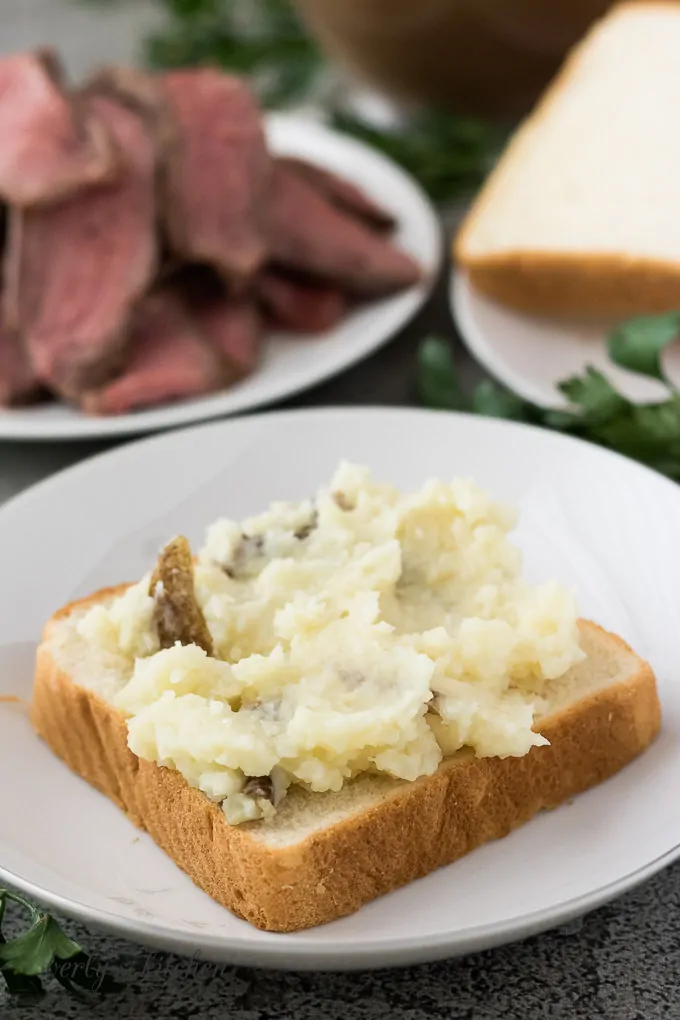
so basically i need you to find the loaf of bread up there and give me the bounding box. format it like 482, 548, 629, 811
456, 2, 680, 317
31, 587, 660, 932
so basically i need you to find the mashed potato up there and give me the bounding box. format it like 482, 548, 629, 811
79, 462, 585, 825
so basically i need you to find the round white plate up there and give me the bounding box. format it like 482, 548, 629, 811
452, 270, 680, 409
0, 118, 440, 442
0, 408, 678, 971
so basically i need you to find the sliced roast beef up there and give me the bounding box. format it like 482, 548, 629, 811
258, 269, 347, 333
0, 50, 118, 208
9, 93, 157, 395
81, 288, 224, 415
194, 295, 262, 377
277, 157, 396, 232
160, 69, 271, 286
86, 65, 169, 126
0, 295, 41, 406
180, 267, 262, 378
84, 66, 180, 268
84, 64, 178, 160
268, 166, 421, 298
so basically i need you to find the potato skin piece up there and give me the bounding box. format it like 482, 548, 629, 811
149, 536, 213, 654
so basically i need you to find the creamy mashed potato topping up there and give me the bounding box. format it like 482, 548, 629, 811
79, 462, 585, 825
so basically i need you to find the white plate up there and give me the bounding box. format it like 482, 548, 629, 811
0, 118, 440, 442
0, 408, 678, 971
452, 270, 680, 409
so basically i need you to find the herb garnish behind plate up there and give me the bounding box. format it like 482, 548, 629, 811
418, 312, 680, 481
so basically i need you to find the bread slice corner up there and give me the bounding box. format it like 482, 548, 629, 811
30, 588, 661, 932
455, 1, 680, 317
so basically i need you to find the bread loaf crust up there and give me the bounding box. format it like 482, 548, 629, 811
30, 589, 661, 932
457, 254, 680, 317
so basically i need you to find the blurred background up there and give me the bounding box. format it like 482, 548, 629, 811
0, 0, 623, 198
1, 0, 158, 78
1, 0, 616, 115
0, 0, 618, 205
0, 0, 623, 227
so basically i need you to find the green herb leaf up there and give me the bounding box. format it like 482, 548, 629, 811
0, 889, 124, 999
557, 366, 630, 423
472, 380, 533, 421
0, 962, 45, 1003
415, 333, 680, 481
540, 370, 680, 479
417, 337, 467, 410
608, 312, 680, 382
51, 952, 126, 1000
0, 894, 45, 1002
330, 110, 502, 203
0, 894, 81, 977
540, 409, 586, 431
165, 0, 221, 18
593, 395, 680, 463
143, 0, 322, 109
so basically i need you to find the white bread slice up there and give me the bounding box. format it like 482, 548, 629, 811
31, 586, 661, 932
455, 2, 680, 317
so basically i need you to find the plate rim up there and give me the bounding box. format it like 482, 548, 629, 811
1, 404, 679, 970
4, 403, 680, 522
1, 842, 678, 971
450, 269, 567, 411
450, 270, 675, 411
0, 116, 441, 443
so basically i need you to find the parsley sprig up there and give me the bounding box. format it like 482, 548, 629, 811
143, 0, 322, 110
0, 889, 124, 1002
418, 312, 680, 481
329, 111, 503, 205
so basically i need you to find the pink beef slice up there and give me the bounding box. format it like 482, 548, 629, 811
10, 94, 157, 395
180, 267, 263, 378
81, 289, 224, 416
161, 69, 271, 285
0, 50, 117, 207
85, 65, 178, 159
268, 167, 421, 297
195, 297, 262, 377
276, 157, 396, 232
0, 295, 41, 405
257, 269, 347, 333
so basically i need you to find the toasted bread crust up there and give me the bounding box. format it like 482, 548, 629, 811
30, 589, 661, 932
454, 2, 680, 317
